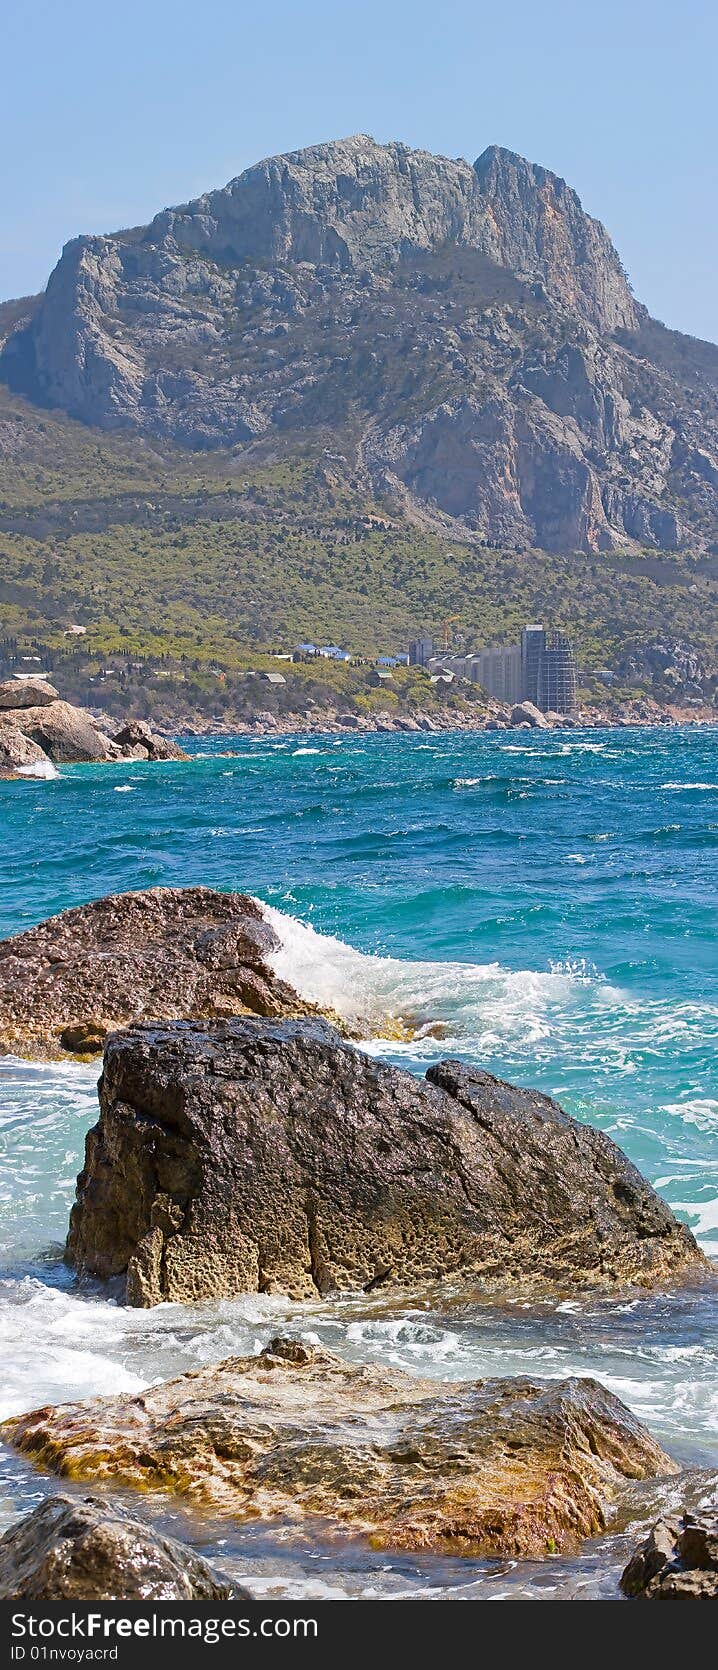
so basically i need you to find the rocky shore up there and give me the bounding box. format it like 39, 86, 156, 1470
0, 884, 714, 1598
178, 696, 718, 740
0, 677, 188, 776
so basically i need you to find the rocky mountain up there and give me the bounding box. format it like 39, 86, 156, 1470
2, 135, 718, 556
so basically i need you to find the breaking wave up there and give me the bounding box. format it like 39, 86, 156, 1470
263, 903, 625, 1058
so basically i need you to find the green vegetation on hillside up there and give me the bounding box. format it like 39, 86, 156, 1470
1, 384, 717, 720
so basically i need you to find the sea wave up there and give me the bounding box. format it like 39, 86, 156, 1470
17, 760, 59, 780
263, 901, 616, 1050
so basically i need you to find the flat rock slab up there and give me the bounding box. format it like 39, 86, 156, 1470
2, 1340, 674, 1560
0, 1494, 241, 1600
65, 1015, 705, 1305
0, 887, 328, 1059
621, 1512, 718, 1598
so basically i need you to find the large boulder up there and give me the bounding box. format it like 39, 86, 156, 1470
7, 700, 110, 762
64, 1016, 704, 1305
0, 676, 59, 709
510, 700, 550, 728
0, 887, 339, 1061
0, 1494, 240, 1600
0, 726, 51, 774
2, 1339, 673, 1561
621, 1512, 718, 1599
112, 719, 189, 761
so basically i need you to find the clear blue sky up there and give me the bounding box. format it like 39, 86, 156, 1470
3, 0, 717, 341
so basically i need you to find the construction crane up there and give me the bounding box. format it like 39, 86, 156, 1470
440, 614, 462, 653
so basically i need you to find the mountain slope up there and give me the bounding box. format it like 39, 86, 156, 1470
3, 135, 717, 559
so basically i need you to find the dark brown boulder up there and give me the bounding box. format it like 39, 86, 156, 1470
0, 677, 59, 709
621, 1512, 718, 1598
1, 1341, 673, 1561
0, 1494, 241, 1600
0, 887, 340, 1060
65, 1015, 705, 1306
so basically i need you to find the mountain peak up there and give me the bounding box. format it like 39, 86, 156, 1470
143, 134, 636, 333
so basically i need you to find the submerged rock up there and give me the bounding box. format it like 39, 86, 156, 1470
621, 1512, 718, 1598
0, 887, 333, 1060
0, 1494, 240, 1600
2, 1340, 674, 1561
64, 1015, 704, 1304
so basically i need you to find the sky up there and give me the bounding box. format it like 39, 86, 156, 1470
2, 0, 717, 341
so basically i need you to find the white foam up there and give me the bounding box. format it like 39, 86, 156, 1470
661, 1098, 718, 1133
262, 902, 614, 1048
17, 760, 59, 780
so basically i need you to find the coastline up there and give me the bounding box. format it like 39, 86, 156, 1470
175, 702, 718, 739
1, 730, 717, 1600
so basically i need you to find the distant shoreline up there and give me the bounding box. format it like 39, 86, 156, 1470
175, 707, 718, 741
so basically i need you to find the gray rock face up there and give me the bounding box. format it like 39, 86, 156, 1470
621, 1512, 718, 1598
0, 1494, 239, 1600
64, 1016, 704, 1306
0, 726, 50, 773
5, 135, 717, 555
149, 139, 636, 333
0, 677, 59, 709
6, 699, 111, 762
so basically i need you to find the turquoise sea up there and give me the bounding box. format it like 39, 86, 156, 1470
1, 726, 717, 1598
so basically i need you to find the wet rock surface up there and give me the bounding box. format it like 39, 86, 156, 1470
2, 1339, 675, 1561
0, 887, 331, 1059
621, 1511, 718, 1598
0, 1494, 240, 1600
64, 1015, 705, 1304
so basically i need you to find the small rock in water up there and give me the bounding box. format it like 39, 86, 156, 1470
621, 1512, 718, 1598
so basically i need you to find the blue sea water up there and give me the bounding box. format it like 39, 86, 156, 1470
1, 726, 717, 1598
